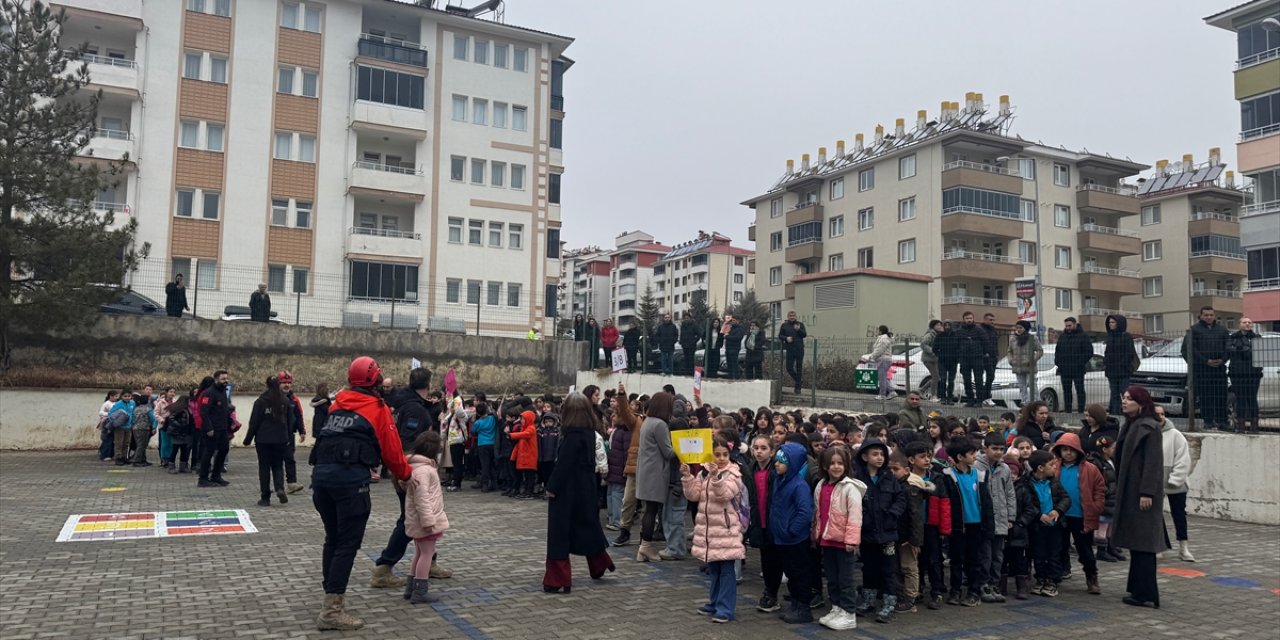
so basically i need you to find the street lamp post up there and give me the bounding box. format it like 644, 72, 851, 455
999, 155, 1045, 339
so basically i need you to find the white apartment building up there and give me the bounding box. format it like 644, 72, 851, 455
559, 245, 610, 322
742, 93, 1151, 335
60, 0, 572, 335
653, 232, 753, 319
606, 231, 670, 329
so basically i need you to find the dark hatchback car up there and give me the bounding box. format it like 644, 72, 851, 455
99, 289, 192, 318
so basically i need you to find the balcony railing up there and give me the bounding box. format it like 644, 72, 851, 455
1237, 47, 1280, 69
349, 226, 419, 240
1241, 200, 1280, 217
352, 159, 422, 175
1190, 249, 1246, 260
941, 205, 1022, 220
1078, 223, 1139, 237
1080, 307, 1142, 318
787, 236, 821, 247
357, 33, 428, 67
1189, 211, 1237, 222
941, 296, 1011, 308
1190, 288, 1241, 298
791, 200, 819, 211
93, 201, 126, 212
74, 51, 138, 69
1241, 123, 1280, 141
1245, 278, 1280, 292
94, 128, 133, 140
942, 160, 1016, 175
1076, 183, 1138, 196
1081, 264, 1140, 278
942, 250, 1026, 264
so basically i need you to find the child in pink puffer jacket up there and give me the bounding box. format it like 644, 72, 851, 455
680, 437, 745, 624
405, 431, 450, 605
811, 446, 866, 631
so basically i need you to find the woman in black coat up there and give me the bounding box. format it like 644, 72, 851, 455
542, 393, 614, 593
1112, 385, 1167, 609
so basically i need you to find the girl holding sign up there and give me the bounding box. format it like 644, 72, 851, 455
680, 437, 745, 623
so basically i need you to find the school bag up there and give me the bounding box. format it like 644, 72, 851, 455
729, 476, 750, 530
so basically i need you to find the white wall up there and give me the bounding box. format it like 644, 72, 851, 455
573, 372, 773, 413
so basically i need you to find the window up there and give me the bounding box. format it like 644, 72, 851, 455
1018, 241, 1037, 265
898, 197, 916, 221
206, 124, 223, 152
1191, 234, 1245, 258
733, 273, 745, 284
278, 67, 294, 93
180, 121, 199, 148
188, 0, 205, 10
447, 217, 463, 243
899, 154, 916, 179
196, 259, 217, 290
491, 161, 505, 187
356, 66, 425, 109
858, 167, 875, 191
1053, 163, 1070, 187
507, 283, 521, 307
1143, 240, 1162, 261
468, 219, 482, 245
1143, 314, 1164, 334
1241, 91, 1280, 136
1014, 158, 1035, 180
829, 177, 844, 200
494, 43, 509, 68
549, 119, 563, 149
512, 105, 527, 131
1143, 276, 1163, 297
176, 189, 195, 217
303, 4, 321, 32
1055, 246, 1071, 269
349, 261, 419, 301
274, 133, 291, 160
287, 267, 306, 294
281, 2, 298, 28
898, 238, 916, 263
769, 231, 783, 252
1141, 205, 1161, 226
171, 257, 190, 283
488, 221, 503, 247
453, 34, 468, 60
446, 279, 461, 303
474, 39, 489, 64
1055, 289, 1072, 311
472, 98, 488, 125
297, 134, 314, 162
829, 253, 843, 271
857, 247, 874, 268
1054, 204, 1071, 228
513, 47, 528, 72
508, 224, 523, 249
450, 156, 465, 181
857, 207, 874, 230
271, 199, 288, 226
493, 102, 507, 128
465, 280, 481, 304
209, 56, 227, 83
829, 215, 844, 237
770, 198, 783, 218
511, 164, 525, 190
183, 52, 201, 79
1020, 199, 1037, 222
549, 174, 562, 204
451, 95, 467, 121
487, 281, 500, 306
769, 267, 782, 287
301, 71, 317, 97
470, 159, 485, 184
942, 187, 1023, 216
268, 265, 286, 293
295, 201, 311, 228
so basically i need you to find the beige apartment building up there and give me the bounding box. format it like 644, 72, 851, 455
743, 94, 1150, 335
653, 232, 754, 319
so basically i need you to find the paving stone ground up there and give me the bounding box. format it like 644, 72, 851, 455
1, 449, 1278, 640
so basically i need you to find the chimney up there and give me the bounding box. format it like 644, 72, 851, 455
836, 139, 845, 156
1225, 170, 1235, 187
949, 101, 960, 119
1209, 147, 1221, 166
1156, 159, 1168, 176
975, 92, 985, 110
874, 124, 884, 145
917, 109, 928, 128
786, 159, 794, 174
940, 100, 950, 120
999, 94, 1011, 115
1183, 153, 1194, 169
895, 118, 905, 137
817, 147, 827, 164
964, 92, 975, 112
854, 133, 864, 152
801, 153, 810, 172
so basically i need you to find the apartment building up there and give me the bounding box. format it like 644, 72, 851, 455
559, 245, 610, 322
742, 94, 1148, 335
1206, 1, 1280, 331
1120, 153, 1247, 335
652, 232, 753, 319
606, 231, 670, 329
60, 0, 572, 336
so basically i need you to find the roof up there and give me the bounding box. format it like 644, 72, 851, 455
1204, 0, 1279, 28
379, 0, 574, 46
612, 242, 671, 255
791, 268, 934, 284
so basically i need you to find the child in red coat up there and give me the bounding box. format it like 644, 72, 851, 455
509, 409, 540, 498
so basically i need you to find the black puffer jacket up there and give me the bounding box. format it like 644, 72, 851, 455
1228, 330, 1263, 379
1054, 324, 1094, 377
953, 322, 986, 365
935, 327, 958, 365
244, 392, 297, 446
857, 447, 907, 545
1011, 472, 1071, 547
1103, 314, 1138, 379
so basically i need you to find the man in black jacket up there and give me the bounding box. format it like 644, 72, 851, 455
1054, 317, 1093, 413
936, 320, 958, 404
678, 316, 700, 376
1183, 306, 1230, 430
165, 274, 189, 318
723, 317, 746, 379
779, 311, 808, 393
249, 284, 272, 322
198, 369, 233, 487
621, 323, 642, 373
954, 312, 986, 407
653, 313, 679, 375
979, 313, 1000, 406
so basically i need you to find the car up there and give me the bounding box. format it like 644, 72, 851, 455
988, 343, 1111, 413
1132, 334, 1280, 417
220, 305, 284, 323
854, 345, 930, 395
99, 289, 192, 318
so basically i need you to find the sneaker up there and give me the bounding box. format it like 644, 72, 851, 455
605, 523, 620, 531
979, 586, 1000, 603
982, 399, 996, 407
213, 479, 230, 486
945, 591, 962, 606
1041, 582, 1058, 597
826, 609, 858, 631
927, 594, 943, 610
895, 599, 917, 613
960, 592, 981, 607
611, 530, 632, 547
444, 486, 459, 492
809, 594, 825, 610
256, 497, 271, 507
711, 615, 730, 624
818, 606, 843, 626
696, 603, 715, 616
197, 479, 218, 488
779, 604, 813, 624
756, 594, 780, 613
1030, 579, 1046, 596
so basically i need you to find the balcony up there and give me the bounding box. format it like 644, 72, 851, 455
1077, 309, 1144, 335
1244, 279, 1280, 320
1076, 224, 1140, 255
1239, 122, 1280, 142
349, 160, 425, 201
1189, 251, 1248, 277
357, 33, 428, 68
1190, 289, 1243, 315
1241, 200, 1280, 218
1076, 184, 1140, 216
940, 250, 1026, 281
785, 240, 823, 264
940, 297, 1016, 325
1187, 211, 1239, 238
80, 128, 135, 162
74, 51, 140, 96
1078, 265, 1142, 295
747, 224, 756, 242
346, 226, 422, 260
785, 202, 823, 226
1235, 56, 1280, 101
351, 102, 429, 137
551, 94, 564, 111
940, 207, 1023, 239
940, 161, 1023, 195
92, 200, 128, 215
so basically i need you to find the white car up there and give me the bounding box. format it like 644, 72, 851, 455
1132, 334, 1280, 417
220, 305, 285, 323
988, 343, 1111, 412
854, 346, 931, 394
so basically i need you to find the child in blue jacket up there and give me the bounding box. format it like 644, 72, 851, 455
770, 442, 815, 625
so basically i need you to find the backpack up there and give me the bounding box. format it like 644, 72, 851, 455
730, 477, 750, 530
108, 409, 130, 431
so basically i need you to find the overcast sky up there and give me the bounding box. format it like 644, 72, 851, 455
493, 0, 1241, 249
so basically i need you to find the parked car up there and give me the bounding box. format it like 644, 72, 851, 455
854, 345, 929, 395
220, 305, 284, 323
1132, 334, 1280, 417
988, 343, 1111, 412
99, 289, 192, 318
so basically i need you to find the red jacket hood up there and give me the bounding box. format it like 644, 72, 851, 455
331, 388, 387, 414
521, 410, 536, 429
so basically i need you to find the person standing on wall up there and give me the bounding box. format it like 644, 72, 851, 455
744, 321, 766, 380
920, 320, 942, 402
1227, 317, 1263, 433
311, 356, 412, 631
621, 322, 641, 373
953, 312, 985, 408
1182, 306, 1230, 431
1103, 315, 1139, 416
936, 320, 959, 405
198, 370, 233, 488
779, 311, 808, 394
165, 273, 189, 318
1054, 317, 1092, 413
724, 316, 746, 380
584, 316, 601, 368
653, 313, 680, 376
249, 283, 272, 322
679, 315, 700, 376
979, 313, 1000, 407
600, 318, 620, 369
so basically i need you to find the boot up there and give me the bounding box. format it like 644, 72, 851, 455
178, 461, 189, 473
779, 600, 813, 624
1109, 546, 1127, 561
982, 584, 1005, 603
316, 594, 363, 631
855, 588, 879, 614
998, 574, 1010, 596
1096, 546, 1118, 562
370, 564, 406, 589
429, 561, 453, 579
1086, 573, 1100, 595
635, 541, 662, 562
611, 529, 631, 547
408, 577, 439, 604
875, 595, 897, 624
403, 577, 413, 600
1015, 576, 1031, 600
1178, 540, 1196, 562
286, 482, 305, 494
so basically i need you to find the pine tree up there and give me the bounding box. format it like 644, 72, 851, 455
726, 289, 770, 330
686, 289, 716, 329
636, 281, 660, 338
0, 0, 144, 370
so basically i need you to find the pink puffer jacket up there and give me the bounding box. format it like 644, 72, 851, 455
682, 463, 746, 563
811, 476, 866, 547
405, 454, 449, 539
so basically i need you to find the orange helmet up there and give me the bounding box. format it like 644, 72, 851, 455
348, 356, 382, 388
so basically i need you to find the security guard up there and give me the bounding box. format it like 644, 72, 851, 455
311, 356, 411, 631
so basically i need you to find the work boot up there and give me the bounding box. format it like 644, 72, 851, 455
779, 600, 813, 624
1015, 576, 1031, 600
316, 594, 363, 631
611, 529, 631, 547
403, 577, 413, 600
980, 585, 1003, 603
408, 577, 439, 604
1178, 541, 1196, 562
1086, 573, 1101, 595
429, 561, 453, 579
286, 482, 305, 494
855, 588, 879, 614
256, 497, 271, 507
875, 595, 897, 624
178, 461, 189, 473
370, 564, 406, 589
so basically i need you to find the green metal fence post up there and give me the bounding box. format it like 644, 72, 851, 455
810, 337, 818, 407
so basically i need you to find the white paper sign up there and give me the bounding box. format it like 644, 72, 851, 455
692, 367, 703, 394
568, 385, 576, 395
410, 357, 422, 370
611, 348, 628, 372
